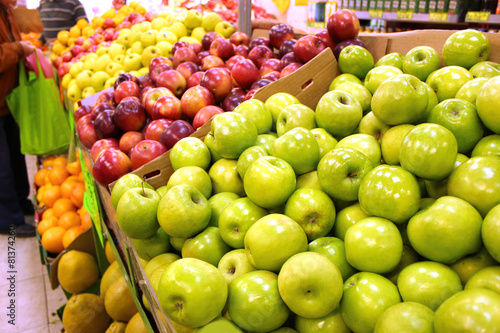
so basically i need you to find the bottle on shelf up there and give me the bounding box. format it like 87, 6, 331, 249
497, 0, 500, 13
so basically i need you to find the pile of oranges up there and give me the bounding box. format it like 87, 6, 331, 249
35, 155, 92, 254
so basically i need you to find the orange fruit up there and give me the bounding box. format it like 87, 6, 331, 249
41, 226, 66, 253
76, 18, 88, 30
42, 156, 56, 169
42, 185, 61, 208
35, 168, 49, 187
58, 211, 81, 229
37, 185, 47, 203
71, 182, 85, 208
48, 166, 69, 186
42, 208, 55, 220
37, 216, 58, 236
53, 198, 76, 218
62, 226, 85, 249
61, 178, 78, 199
66, 161, 81, 175
53, 156, 68, 168
80, 212, 92, 230
78, 171, 85, 183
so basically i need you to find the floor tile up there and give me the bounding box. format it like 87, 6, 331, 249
43, 269, 67, 317
20, 325, 49, 333
49, 320, 65, 333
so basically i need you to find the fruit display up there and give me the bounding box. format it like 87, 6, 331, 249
102, 22, 500, 332
34, 154, 91, 254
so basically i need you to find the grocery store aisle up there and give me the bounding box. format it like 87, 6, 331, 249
0, 156, 65, 333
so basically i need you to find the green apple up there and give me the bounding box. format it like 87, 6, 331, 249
482, 203, 500, 262
207, 192, 240, 227
156, 30, 178, 44
116, 187, 161, 239
217, 249, 256, 286
236, 145, 268, 180
371, 74, 428, 125
359, 165, 421, 224
194, 317, 243, 333
338, 45, 374, 80
442, 29, 491, 69
234, 99, 273, 135
129, 41, 144, 55
244, 156, 296, 209
317, 148, 373, 202
204, 133, 222, 163
374, 52, 404, 69
336, 133, 381, 167
310, 128, 338, 159
295, 306, 350, 333
264, 92, 300, 130
308, 237, 357, 281
184, 9, 203, 29
276, 104, 316, 137
455, 77, 488, 105
168, 22, 188, 39
450, 247, 498, 286
141, 45, 163, 67
219, 197, 268, 248
380, 124, 414, 165
95, 46, 110, 57
201, 12, 223, 32
284, 187, 336, 241
104, 77, 116, 90
244, 214, 308, 272
434, 288, 500, 332
108, 42, 126, 59
345, 217, 403, 274
403, 46, 442, 81
398, 261, 463, 311
227, 270, 290, 332
90, 71, 110, 92
214, 21, 234, 38
122, 53, 142, 72
211, 112, 258, 159
131, 228, 170, 261
472, 134, 500, 157
157, 184, 211, 238
156, 41, 173, 57
340, 272, 401, 333
357, 112, 390, 145
315, 90, 363, 138
295, 170, 322, 190
69, 61, 83, 78
416, 81, 440, 124
329, 73, 362, 90
112, 55, 125, 64
278, 252, 343, 318
66, 83, 81, 102
75, 69, 93, 89
158, 258, 228, 328
144, 252, 180, 278
170, 137, 211, 171
373, 302, 435, 333
426, 66, 473, 102
333, 81, 372, 113
465, 266, 500, 294
469, 60, 500, 79
190, 26, 206, 42
407, 196, 483, 264
182, 226, 231, 266
384, 242, 422, 285
208, 158, 245, 196
81, 57, 96, 72
170, 237, 187, 253
476, 75, 500, 134
81, 86, 96, 99
126, 30, 141, 48
254, 133, 278, 153
150, 17, 169, 31
447, 156, 500, 217
272, 128, 320, 175
400, 123, 458, 181
334, 203, 371, 241
363, 65, 403, 95
105, 62, 124, 77
166, 166, 212, 199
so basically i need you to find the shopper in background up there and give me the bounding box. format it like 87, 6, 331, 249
38, 0, 88, 42
0, 0, 36, 237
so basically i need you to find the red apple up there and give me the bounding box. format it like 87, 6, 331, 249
315, 28, 335, 51
114, 99, 147, 131
70, 45, 82, 57
200, 67, 233, 103
280, 51, 299, 69
259, 58, 282, 76
103, 28, 115, 41
248, 45, 275, 69
192, 105, 224, 130
113, 72, 140, 90
77, 121, 98, 149
73, 105, 92, 123
143, 87, 175, 116
230, 31, 250, 46
234, 44, 249, 58
151, 95, 182, 120
94, 109, 120, 139
130, 140, 168, 170
280, 62, 303, 78
92, 148, 132, 186
333, 38, 366, 59
173, 46, 198, 67
249, 37, 271, 50
119, 131, 144, 155
155, 69, 187, 97
144, 118, 173, 142
209, 38, 235, 60
279, 39, 297, 58
262, 71, 281, 82
226, 55, 246, 71
187, 71, 205, 88
244, 88, 260, 101
93, 91, 116, 108
202, 31, 223, 51
176, 62, 199, 80
91, 102, 115, 120
103, 18, 115, 29
222, 89, 245, 111
150, 63, 174, 83
196, 50, 210, 64
191, 42, 202, 54
269, 23, 295, 49
76, 114, 92, 133
231, 59, 261, 90
201, 55, 225, 71
172, 41, 190, 56
250, 79, 272, 90
159, 120, 195, 149
90, 138, 119, 162
138, 73, 154, 89
114, 81, 141, 104
126, 12, 140, 22
327, 9, 360, 43
293, 35, 327, 63
148, 56, 173, 75
180, 85, 215, 119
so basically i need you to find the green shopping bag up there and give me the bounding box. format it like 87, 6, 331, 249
6, 52, 71, 155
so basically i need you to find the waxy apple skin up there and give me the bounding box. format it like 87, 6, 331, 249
442, 29, 491, 70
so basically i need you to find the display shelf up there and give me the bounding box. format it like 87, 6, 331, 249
465, 12, 500, 24
355, 10, 462, 23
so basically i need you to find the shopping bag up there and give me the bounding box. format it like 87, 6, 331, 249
6, 51, 71, 155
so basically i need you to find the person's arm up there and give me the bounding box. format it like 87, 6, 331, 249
0, 40, 35, 73
74, 1, 88, 22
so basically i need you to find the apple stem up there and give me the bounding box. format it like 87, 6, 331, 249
348, 172, 358, 178
142, 182, 145, 196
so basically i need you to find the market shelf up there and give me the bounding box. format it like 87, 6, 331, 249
465, 12, 500, 24
355, 10, 462, 23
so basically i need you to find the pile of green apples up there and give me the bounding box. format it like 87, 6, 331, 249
109, 28, 500, 332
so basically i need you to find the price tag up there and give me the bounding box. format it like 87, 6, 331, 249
429, 12, 448, 21
466, 11, 490, 21
397, 11, 413, 19
369, 9, 384, 18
